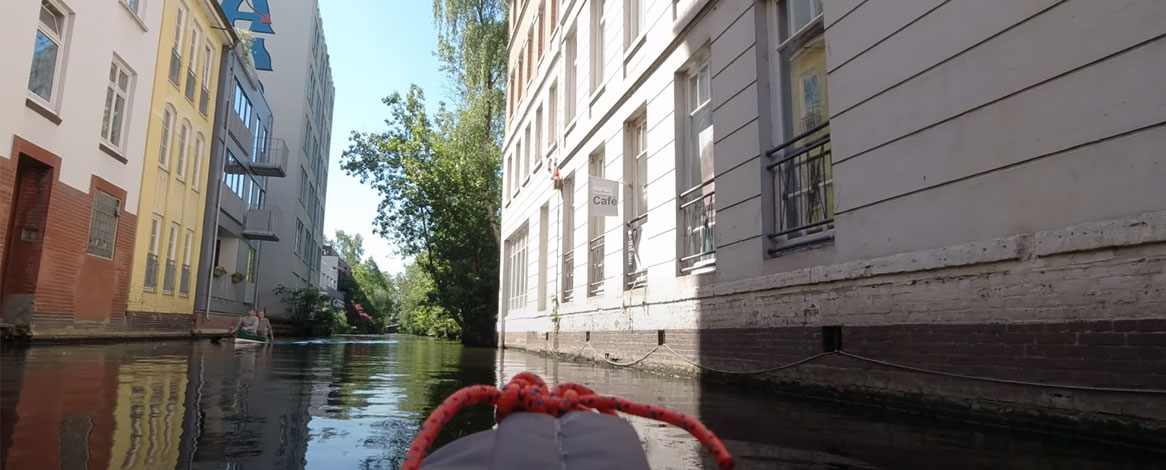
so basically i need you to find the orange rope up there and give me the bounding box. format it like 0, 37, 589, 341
402, 372, 734, 469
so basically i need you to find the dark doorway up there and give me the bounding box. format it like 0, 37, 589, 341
2, 155, 54, 325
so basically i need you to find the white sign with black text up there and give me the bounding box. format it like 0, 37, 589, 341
588, 177, 620, 218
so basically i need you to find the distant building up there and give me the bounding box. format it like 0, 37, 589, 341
219, 0, 335, 318
499, 0, 1166, 428
319, 245, 343, 306
193, 41, 285, 329
126, 0, 236, 324
0, 0, 164, 333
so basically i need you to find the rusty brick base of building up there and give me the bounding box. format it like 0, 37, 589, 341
504, 319, 1166, 446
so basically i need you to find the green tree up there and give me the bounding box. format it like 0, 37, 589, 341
342, 0, 506, 346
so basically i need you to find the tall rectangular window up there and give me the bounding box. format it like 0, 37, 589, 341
625, 0, 643, 47
506, 226, 528, 310
548, 82, 558, 147
28, 0, 68, 105
145, 216, 161, 290
564, 28, 577, 120
294, 219, 304, 255
192, 134, 205, 191
590, 0, 605, 92
176, 121, 190, 180
101, 60, 132, 149
537, 11, 545, 59
86, 191, 120, 259
537, 203, 549, 311
167, 225, 178, 262
512, 143, 521, 197
200, 42, 213, 115
523, 125, 532, 178
678, 61, 716, 273
159, 106, 174, 168
164, 224, 178, 293
560, 174, 575, 301
183, 229, 194, 266
587, 150, 605, 296
185, 24, 201, 101
770, 0, 832, 246
625, 117, 648, 288
535, 106, 544, 167
169, 6, 186, 85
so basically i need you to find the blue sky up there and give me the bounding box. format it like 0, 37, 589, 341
319, 0, 444, 275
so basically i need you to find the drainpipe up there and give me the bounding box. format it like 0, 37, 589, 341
202, 147, 225, 321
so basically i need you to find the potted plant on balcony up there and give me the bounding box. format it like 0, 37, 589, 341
231, 272, 246, 283
213, 266, 227, 277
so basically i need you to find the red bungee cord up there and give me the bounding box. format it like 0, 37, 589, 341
401, 372, 734, 470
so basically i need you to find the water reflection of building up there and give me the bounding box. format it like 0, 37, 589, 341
110, 358, 190, 470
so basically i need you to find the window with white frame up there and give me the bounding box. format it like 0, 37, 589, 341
678, 60, 716, 273
587, 150, 605, 296
28, 0, 69, 106
294, 219, 304, 255
101, 60, 133, 149
564, 26, 578, 120
167, 225, 178, 262
625, 116, 648, 288
169, 6, 186, 85
86, 191, 120, 259
183, 229, 193, 266
506, 226, 528, 311
523, 125, 532, 178
535, 105, 543, 168
200, 42, 213, 115
590, 0, 606, 92
145, 216, 161, 289
192, 133, 204, 191
560, 174, 575, 301
185, 23, 201, 101
176, 120, 190, 180
548, 81, 558, 147
768, 0, 832, 247
159, 105, 175, 169
625, 0, 644, 48
149, 217, 161, 255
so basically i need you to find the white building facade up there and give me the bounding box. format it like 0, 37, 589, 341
500, 0, 1166, 429
1, 0, 164, 326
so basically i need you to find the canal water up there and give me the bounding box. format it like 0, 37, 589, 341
1, 336, 1160, 470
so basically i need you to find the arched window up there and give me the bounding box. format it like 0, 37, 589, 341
176, 119, 191, 180
159, 104, 176, 169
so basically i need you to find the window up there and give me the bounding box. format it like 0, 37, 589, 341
537, 203, 549, 311
253, 117, 264, 160
245, 247, 256, 282
101, 60, 132, 148
535, 106, 544, 167
587, 151, 605, 296
86, 191, 119, 258
679, 61, 716, 273
164, 224, 178, 293
506, 226, 528, 311
191, 133, 204, 191
200, 42, 213, 115
167, 225, 178, 263
560, 174, 575, 301
233, 82, 252, 127
159, 105, 175, 169
145, 216, 161, 289
294, 219, 304, 255
526, 30, 534, 79
183, 230, 193, 266
28, 0, 68, 105
185, 24, 201, 101
590, 0, 605, 92
626, 117, 648, 288
536, 11, 544, 59
299, 167, 308, 203
548, 82, 558, 147
625, 0, 644, 47
148, 217, 161, 255
175, 120, 190, 180
169, 6, 186, 85
564, 28, 578, 120
769, 0, 832, 247
523, 125, 532, 178
505, 154, 513, 201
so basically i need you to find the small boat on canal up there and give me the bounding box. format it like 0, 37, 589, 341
234, 329, 270, 347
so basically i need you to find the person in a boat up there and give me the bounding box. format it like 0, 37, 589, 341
256, 310, 274, 341
233, 309, 260, 335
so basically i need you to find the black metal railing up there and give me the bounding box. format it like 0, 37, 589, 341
625, 215, 647, 289
766, 121, 833, 248
179, 264, 191, 295
144, 253, 158, 290
678, 179, 716, 273
199, 86, 210, 116
168, 49, 181, 85
587, 235, 605, 296
561, 250, 575, 302
185, 68, 196, 101
162, 259, 176, 293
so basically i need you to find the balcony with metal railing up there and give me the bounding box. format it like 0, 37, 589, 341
243, 205, 281, 241
766, 121, 833, 254
587, 235, 605, 297
625, 216, 647, 289
144, 253, 158, 290
162, 259, 176, 293
561, 250, 574, 302
251, 137, 289, 177
679, 179, 716, 274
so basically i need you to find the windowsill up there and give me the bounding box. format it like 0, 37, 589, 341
623, 34, 647, 65
768, 232, 834, 257
158, 164, 170, 173
119, 1, 149, 32
588, 82, 607, 107
25, 97, 62, 125
144, 287, 155, 293
98, 142, 128, 164
565, 116, 580, 136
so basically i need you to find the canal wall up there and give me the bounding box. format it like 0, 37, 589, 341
502, 211, 1166, 437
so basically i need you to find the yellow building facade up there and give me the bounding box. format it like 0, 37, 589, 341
128, 0, 235, 315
